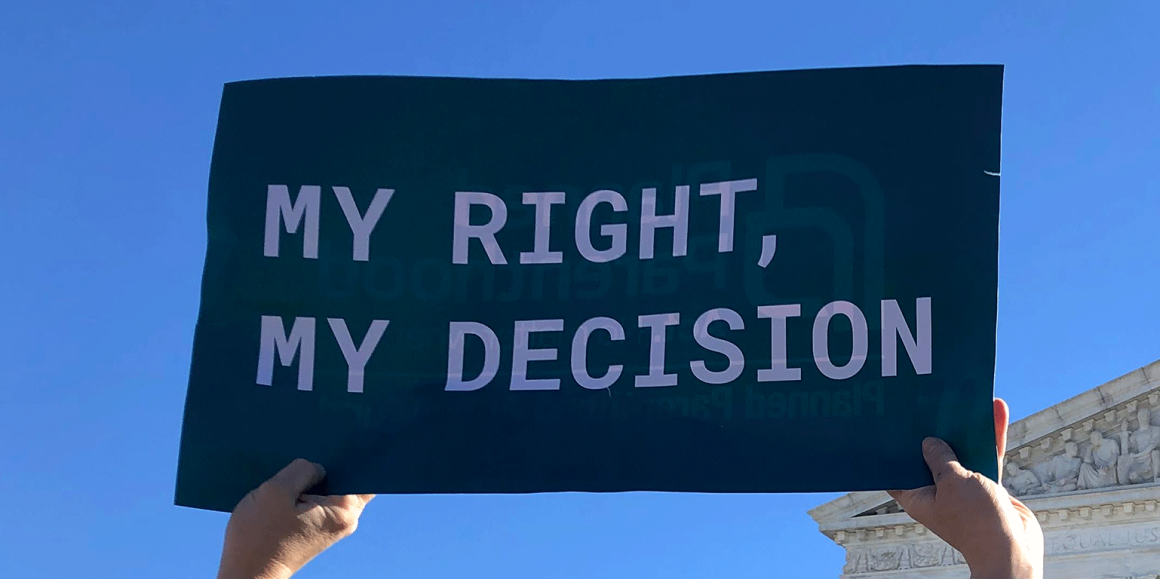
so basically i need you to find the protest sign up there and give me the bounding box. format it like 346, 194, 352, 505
176, 65, 1003, 512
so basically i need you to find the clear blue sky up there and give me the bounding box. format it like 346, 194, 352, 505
1, 1, 1157, 577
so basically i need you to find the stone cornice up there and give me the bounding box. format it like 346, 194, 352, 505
819, 482, 1160, 548
808, 491, 895, 525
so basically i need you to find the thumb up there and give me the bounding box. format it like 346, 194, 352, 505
269, 458, 326, 496
922, 437, 969, 486
888, 486, 936, 524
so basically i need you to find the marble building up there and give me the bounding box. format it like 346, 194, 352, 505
809, 359, 1160, 579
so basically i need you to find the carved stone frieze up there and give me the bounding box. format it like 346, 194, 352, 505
843, 542, 965, 575
1004, 405, 1160, 498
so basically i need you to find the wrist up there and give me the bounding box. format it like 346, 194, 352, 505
968, 551, 1040, 579
217, 561, 294, 579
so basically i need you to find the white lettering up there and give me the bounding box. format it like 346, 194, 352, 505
635, 313, 680, 387
691, 308, 745, 385
575, 189, 628, 263
445, 321, 501, 391
512, 319, 564, 390
571, 317, 625, 390
639, 186, 689, 259
881, 297, 932, 376
256, 315, 316, 391
264, 185, 320, 259
520, 192, 566, 264
757, 304, 802, 382
813, 301, 868, 380
332, 186, 393, 262
327, 318, 389, 393
699, 178, 758, 252
452, 192, 508, 265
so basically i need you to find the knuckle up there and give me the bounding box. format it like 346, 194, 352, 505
324, 512, 359, 535
962, 472, 991, 492
338, 495, 364, 509
330, 495, 356, 509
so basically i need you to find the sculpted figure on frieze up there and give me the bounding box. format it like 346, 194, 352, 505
1003, 461, 1043, 497
1117, 408, 1160, 485
1078, 430, 1120, 490
1035, 441, 1082, 494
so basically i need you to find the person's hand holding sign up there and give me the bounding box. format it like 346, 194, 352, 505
217, 459, 374, 579
889, 399, 1044, 579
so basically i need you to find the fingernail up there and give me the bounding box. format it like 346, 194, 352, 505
922, 437, 939, 450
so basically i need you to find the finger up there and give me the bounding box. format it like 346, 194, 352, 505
270, 458, 326, 496
994, 398, 1010, 471
922, 437, 969, 486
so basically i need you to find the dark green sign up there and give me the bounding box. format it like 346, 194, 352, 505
176, 65, 1003, 513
